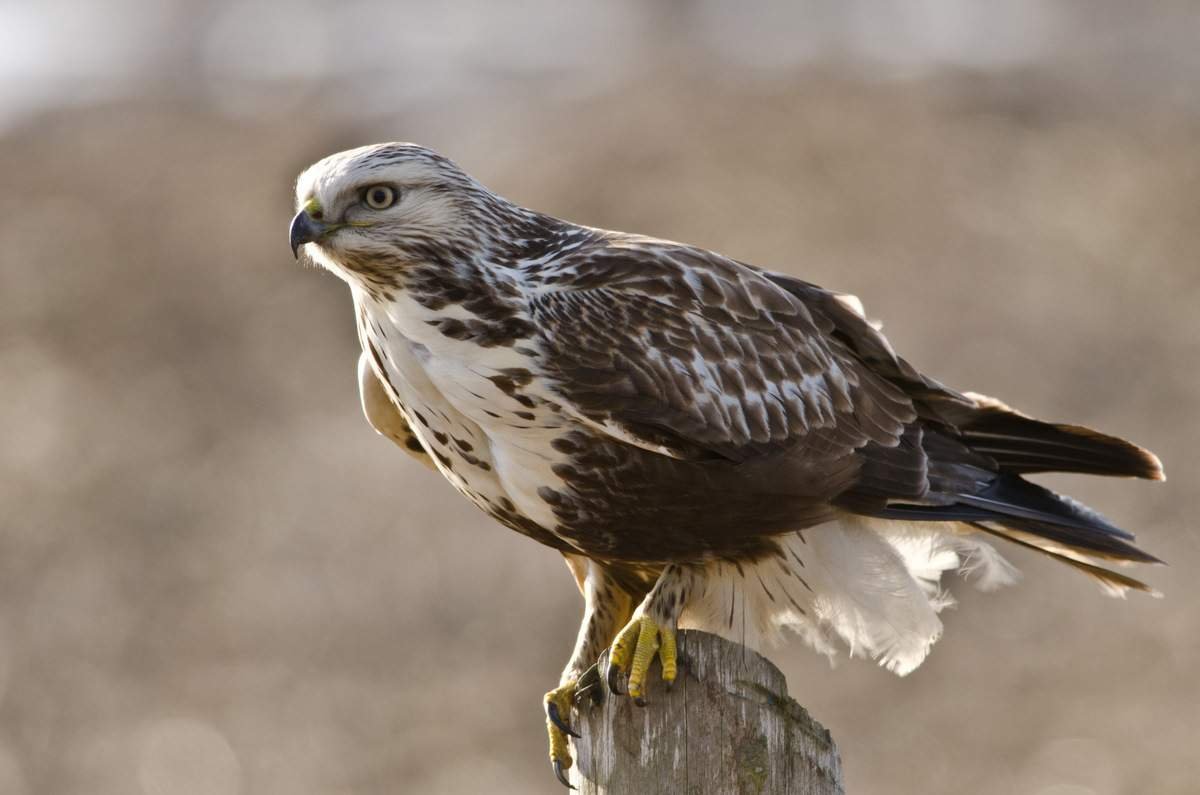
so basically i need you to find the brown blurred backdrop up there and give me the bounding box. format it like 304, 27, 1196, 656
1, 2, 1198, 794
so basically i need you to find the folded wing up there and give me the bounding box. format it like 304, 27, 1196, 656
529, 235, 1164, 591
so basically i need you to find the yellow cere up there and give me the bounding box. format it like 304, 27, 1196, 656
301, 197, 373, 231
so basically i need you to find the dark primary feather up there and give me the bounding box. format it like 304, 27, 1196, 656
932, 392, 1165, 480
531, 232, 1164, 579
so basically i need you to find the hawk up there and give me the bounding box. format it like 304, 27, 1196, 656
290, 143, 1164, 787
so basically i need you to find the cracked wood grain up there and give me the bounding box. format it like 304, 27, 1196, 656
570, 630, 844, 794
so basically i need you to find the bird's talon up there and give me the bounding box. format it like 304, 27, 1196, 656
546, 700, 580, 739
546, 680, 581, 786
605, 659, 627, 695
575, 663, 604, 706
552, 758, 575, 789
605, 614, 677, 703
574, 680, 604, 709
576, 663, 601, 692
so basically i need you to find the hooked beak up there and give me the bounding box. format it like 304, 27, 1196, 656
289, 210, 326, 258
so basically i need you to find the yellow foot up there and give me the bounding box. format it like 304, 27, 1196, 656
544, 665, 604, 788
605, 614, 677, 705
545, 680, 577, 788
545, 679, 582, 789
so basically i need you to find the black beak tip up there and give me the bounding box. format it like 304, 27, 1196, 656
289, 210, 320, 259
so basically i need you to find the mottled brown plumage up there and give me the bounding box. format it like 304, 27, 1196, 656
291, 142, 1165, 785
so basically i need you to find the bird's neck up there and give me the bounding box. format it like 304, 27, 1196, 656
356, 253, 536, 354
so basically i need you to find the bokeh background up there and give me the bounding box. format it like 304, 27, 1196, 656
2, 2, 1198, 793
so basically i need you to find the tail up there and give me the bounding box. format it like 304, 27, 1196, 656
937, 392, 1164, 481
859, 393, 1165, 595
680, 394, 1165, 675
877, 474, 1162, 596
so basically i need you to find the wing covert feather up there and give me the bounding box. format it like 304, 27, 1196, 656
529, 241, 918, 464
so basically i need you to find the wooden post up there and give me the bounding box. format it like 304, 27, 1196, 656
569, 629, 844, 794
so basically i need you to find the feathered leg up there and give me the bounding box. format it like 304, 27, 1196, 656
545, 555, 635, 787
605, 564, 700, 706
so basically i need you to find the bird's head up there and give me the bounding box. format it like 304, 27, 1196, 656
291, 142, 508, 285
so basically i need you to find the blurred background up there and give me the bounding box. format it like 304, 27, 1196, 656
2, 1, 1198, 793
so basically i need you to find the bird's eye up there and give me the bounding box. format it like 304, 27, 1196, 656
362, 185, 398, 210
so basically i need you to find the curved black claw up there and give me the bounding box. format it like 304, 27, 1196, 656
553, 758, 575, 789
576, 663, 605, 708
605, 658, 626, 696
546, 700, 581, 739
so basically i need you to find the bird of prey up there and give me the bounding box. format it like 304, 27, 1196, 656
290, 143, 1164, 787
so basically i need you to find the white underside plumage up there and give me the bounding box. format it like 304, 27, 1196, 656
679, 517, 1021, 675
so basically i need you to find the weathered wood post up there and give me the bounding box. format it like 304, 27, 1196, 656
570, 629, 844, 794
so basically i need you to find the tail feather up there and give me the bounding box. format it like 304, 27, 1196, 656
956, 475, 1131, 538
971, 522, 1160, 598
875, 474, 1162, 565
942, 392, 1164, 481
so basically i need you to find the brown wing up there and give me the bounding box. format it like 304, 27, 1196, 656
357, 352, 435, 469
528, 236, 1162, 572
528, 238, 922, 478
